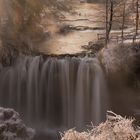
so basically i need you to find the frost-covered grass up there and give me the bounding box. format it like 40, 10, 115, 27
61, 111, 140, 140
101, 43, 137, 73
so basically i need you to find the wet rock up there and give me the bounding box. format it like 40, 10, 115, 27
59, 25, 72, 34
81, 41, 104, 52
0, 107, 35, 140
68, 26, 104, 31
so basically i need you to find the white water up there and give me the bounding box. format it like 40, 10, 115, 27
0, 56, 108, 130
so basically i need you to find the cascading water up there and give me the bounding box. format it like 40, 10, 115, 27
0, 56, 108, 134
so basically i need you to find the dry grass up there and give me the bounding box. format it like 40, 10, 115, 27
61, 111, 140, 140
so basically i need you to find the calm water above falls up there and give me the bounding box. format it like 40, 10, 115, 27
0, 56, 108, 138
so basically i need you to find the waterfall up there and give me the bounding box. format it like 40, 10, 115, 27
0, 56, 108, 130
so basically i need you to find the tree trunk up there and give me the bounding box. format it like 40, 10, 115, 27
136, 0, 139, 35
121, 1, 126, 43
134, 0, 139, 43
105, 0, 109, 47
108, 0, 114, 43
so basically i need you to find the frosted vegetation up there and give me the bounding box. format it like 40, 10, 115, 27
61, 111, 140, 140
0, 107, 34, 140
101, 43, 137, 73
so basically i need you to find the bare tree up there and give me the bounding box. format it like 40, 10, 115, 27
105, 0, 109, 47
133, 0, 139, 42
108, 0, 114, 39
136, 0, 139, 35
105, 0, 115, 46
121, 0, 126, 43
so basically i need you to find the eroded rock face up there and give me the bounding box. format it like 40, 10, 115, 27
0, 107, 35, 140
